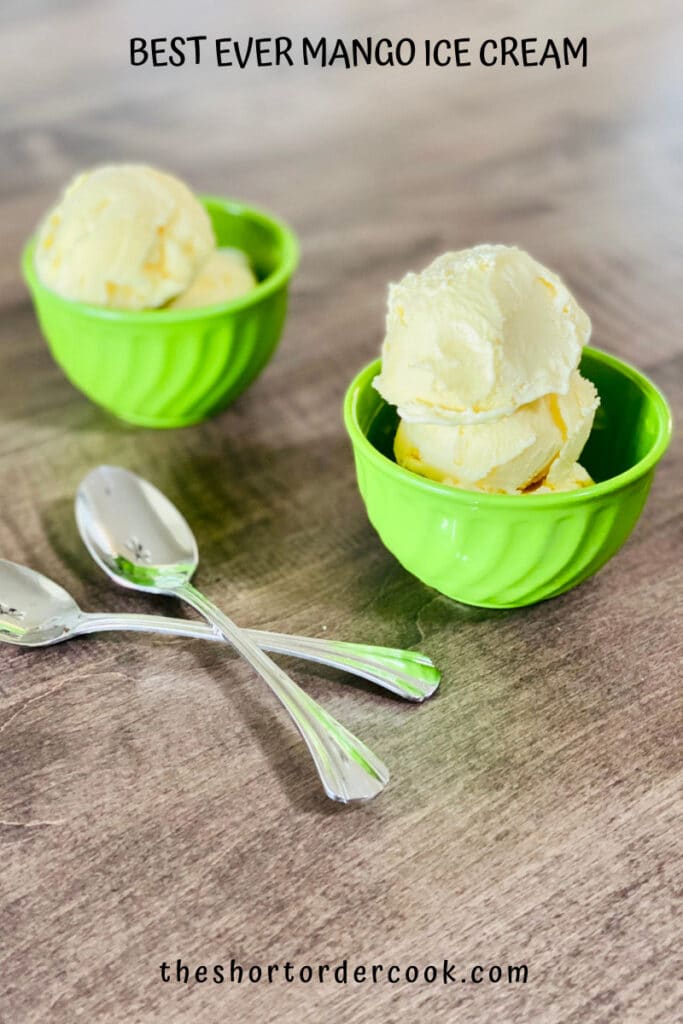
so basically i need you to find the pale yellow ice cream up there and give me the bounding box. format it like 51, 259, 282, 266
531, 463, 593, 494
169, 248, 256, 309
35, 164, 214, 309
374, 245, 591, 425
394, 370, 599, 494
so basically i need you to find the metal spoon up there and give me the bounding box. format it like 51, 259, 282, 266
75, 465, 389, 803
0, 560, 439, 701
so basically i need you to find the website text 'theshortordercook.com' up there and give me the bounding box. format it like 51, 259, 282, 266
159, 958, 529, 987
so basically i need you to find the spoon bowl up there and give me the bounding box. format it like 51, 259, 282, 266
76, 465, 198, 592
0, 560, 81, 645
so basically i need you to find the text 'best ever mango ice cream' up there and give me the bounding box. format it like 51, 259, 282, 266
374, 245, 600, 495
33, 164, 258, 311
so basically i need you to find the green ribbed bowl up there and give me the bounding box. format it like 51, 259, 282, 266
344, 349, 672, 608
22, 196, 299, 428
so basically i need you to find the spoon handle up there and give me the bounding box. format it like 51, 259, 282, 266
174, 582, 390, 803
80, 612, 439, 701
250, 633, 439, 700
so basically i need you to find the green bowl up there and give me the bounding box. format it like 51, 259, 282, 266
22, 196, 299, 427
344, 348, 672, 608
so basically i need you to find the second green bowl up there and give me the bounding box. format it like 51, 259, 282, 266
344, 348, 672, 608
22, 196, 299, 428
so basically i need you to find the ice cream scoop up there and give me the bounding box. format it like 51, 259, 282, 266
394, 371, 599, 494
169, 247, 256, 309
34, 164, 214, 309
531, 463, 593, 493
374, 245, 591, 425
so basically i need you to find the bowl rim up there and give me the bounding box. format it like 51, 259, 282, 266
22, 194, 300, 322
343, 346, 673, 508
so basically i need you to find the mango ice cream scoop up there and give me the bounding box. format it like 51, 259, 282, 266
34, 164, 215, 309
169, 247, 256, 309
394, 370, 599, 494
373, 244, 591, 425
377, 244, 599, 495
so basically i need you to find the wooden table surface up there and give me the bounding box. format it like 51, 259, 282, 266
1, 2, 681, 1022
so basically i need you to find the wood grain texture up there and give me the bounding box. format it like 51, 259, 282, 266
1, 1, 682, 1022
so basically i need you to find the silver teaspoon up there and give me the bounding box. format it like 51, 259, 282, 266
0, 560, 439, 701
75, 465, 389, 803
